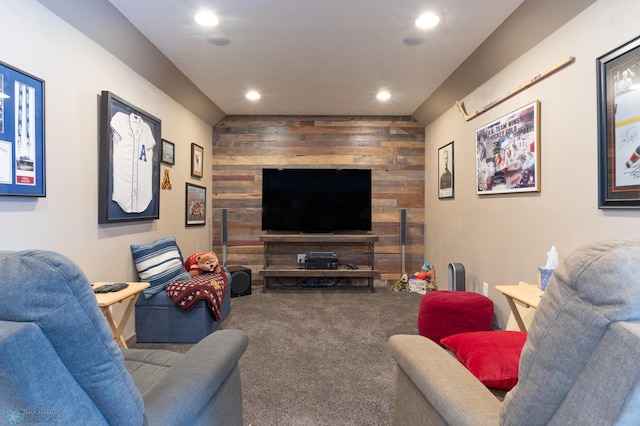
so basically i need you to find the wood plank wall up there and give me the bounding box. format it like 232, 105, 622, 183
211, 116, 425, 287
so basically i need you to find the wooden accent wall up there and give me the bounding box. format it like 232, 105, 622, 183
211, 116, 424, 286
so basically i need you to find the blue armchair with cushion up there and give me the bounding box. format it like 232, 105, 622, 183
131, 236, 231, 343
0, 250, 248, 425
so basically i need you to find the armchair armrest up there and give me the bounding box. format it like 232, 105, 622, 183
141, 329, 248, 425
388, 334, 501, 426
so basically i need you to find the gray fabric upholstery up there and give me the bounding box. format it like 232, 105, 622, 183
389, 239, 640, 426
501, 239, 640, 425
0, 250, 248, 426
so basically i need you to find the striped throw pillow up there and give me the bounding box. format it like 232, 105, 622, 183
130, 236, 192, 298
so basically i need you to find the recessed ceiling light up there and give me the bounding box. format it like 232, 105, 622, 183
246, 91, 261, 101
415, 12, 440, 29
194, 10, 219, 27
376, 91, 391, 101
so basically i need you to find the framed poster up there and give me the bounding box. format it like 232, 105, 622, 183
98, 91, 161, 223
438, 141, 454, 199
191, 143, 203, 178
161, 139, 175, 165
597, 35, 640, 208
185, 182, 206, 226
475, 101, 540, 195
0, 61, 45, 196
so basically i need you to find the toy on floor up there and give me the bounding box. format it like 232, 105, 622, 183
392, 272, 410, 292
184, 251, 222, 276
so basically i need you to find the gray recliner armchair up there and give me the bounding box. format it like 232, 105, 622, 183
389, 239, 640, 425
0, 250, 248, 425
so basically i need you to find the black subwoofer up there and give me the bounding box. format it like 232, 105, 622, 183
227, 265, 252, 298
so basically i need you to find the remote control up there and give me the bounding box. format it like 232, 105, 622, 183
93, 283, 129, 293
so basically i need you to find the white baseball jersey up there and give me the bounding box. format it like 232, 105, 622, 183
110, 112, 156, 213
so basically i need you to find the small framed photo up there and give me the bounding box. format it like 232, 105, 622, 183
161, 139, 175, 165
475, 101, 540, 195
185, 182, 206, 226
0, 61, 46, 197
597, 35, 640, 208
98, 91, 161, 223
191, 143, 203, 178
438, 141, 454, 199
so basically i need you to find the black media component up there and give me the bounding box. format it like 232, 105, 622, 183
261, 168, 372, 233
400, 208, 407, 245
227, 265, 252, 298
221, 208, 228, 246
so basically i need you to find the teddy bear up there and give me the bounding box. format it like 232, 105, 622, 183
184, 251, 222, 276
392, 272, 410, 292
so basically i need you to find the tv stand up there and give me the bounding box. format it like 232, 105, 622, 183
259, 233, 380, 292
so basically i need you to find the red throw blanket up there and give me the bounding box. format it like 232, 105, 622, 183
166, 273, 228, 321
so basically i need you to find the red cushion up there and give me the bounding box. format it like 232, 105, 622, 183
440, 331, 527, 390
417, 291, 494, 343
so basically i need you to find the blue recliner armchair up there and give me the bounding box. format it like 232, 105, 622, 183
0, 250, 248, 425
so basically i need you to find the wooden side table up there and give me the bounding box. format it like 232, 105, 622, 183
495, 283, 543, 332
92, 282, 150, 348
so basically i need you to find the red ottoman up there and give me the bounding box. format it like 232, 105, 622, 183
418, 290, 494, 343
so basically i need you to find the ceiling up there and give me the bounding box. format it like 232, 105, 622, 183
104, 0, 525, 116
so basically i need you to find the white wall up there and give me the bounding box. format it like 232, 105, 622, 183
425, 0, 640, 327
1, 1, 214, 338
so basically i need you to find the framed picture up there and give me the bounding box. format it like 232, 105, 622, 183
438, 141, 454, 199
191, 143, 203, 178
597, 35, 640, 208
161, 139, 175, 165
98, 91, 161, 223
0, 61, 45, 196
475, 101, 540, 195
185, 182, 206, 226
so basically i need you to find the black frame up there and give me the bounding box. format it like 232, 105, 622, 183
98, 91, 161, 223
185, 182, 206, 226
0, 61, 46, 197
161, 139, 175, 165
191, 143, 203, 178
597, 35, 640, 208
438, 141, 454, 199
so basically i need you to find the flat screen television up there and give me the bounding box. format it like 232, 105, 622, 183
262, 168, 372, 233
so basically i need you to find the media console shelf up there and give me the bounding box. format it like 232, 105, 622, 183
259, 234, 380, 292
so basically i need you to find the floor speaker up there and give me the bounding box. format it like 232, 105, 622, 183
227, 265, 252, 298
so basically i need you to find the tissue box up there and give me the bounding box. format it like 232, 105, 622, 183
409, 279, 427, 294
538, 267, 554, 291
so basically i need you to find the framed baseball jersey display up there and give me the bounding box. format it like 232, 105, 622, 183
0, 61, 46, 197
98, 91, 161, 223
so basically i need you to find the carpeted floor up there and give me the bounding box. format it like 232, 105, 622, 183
133, 286, 423, 425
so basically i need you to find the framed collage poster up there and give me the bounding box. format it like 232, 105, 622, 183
597, 35, 640, 208
98, 91, 161, 223
438, 141, 454, 199
185, 182, 206, 226
0, 61, 45, 196
475, 101, 540, 195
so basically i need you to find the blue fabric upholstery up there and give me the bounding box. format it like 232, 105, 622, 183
130, 236, 192, 298
0, 250, 143, 425
135, 279, 231, 343
0, 250, 248, 426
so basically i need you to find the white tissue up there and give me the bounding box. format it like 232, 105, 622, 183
544, 245, 559, 269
